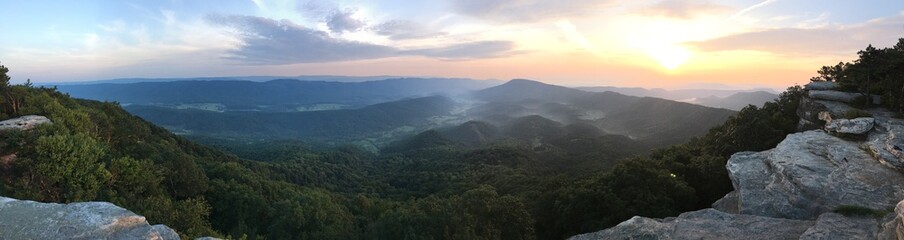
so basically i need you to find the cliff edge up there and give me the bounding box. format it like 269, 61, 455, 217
572, 82, 904, 240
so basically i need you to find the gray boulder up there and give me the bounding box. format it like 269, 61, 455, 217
727, 131, 904, 220
0, 115, 51, 131
799, 213, 881, 240
824, 117, 874, 135
568, 208, 814, 240
711, 191, 739, 214
804, 81, 838, 91
0, 197, 179, 240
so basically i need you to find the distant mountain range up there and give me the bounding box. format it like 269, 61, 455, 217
50, 77, 743, 148
578, 86, 779, 110
471, 80, 736, 145
53, 78, 502, 111
38, 75, 425, 85
685, 91, 779, 111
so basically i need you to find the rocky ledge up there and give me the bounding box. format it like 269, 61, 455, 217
572, 84, 904, 239
0, 115, 51, 131
0, 197, 180, 240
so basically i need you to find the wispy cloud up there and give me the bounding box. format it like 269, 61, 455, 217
555, 20, 596, 52
449, 0, 618, 22
732, 0, 780, 19
373, 20, 446, 40
403, 41, 515, 59
206, 14, 517, 64
689, 13, 904, 55
641, 0, 734, 19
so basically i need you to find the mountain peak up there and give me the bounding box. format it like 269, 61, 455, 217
475, 79, 586, 102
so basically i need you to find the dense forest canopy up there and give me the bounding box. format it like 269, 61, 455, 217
1, 57, 804, 240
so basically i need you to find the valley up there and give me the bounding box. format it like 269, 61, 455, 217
3, 1, 903, 239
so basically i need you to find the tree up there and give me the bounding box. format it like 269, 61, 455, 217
0, 63, 25, 115
23, 133, 112, 202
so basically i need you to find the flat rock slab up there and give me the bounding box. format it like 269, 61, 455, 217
728, 131, 904, 220
0, 115, 51, 131
825, 117, 874, 135
568, 209, 814, 240
799, 213, 881, 240
0, 197, 179, 240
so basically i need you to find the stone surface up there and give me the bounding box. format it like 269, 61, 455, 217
572, 96, 904, 239
0, 196, 179, 240
727, 130, 904, 220
825, 117, 874, 135
805, 81, 838, 91
0, 115, 51, 131
798, 213, 881, 240
711, 191, 739, 214
865, 117, 904, 171
809, 90, 862, 103
879, 200, 904, 240
568, 209, 814, 240
797, 97, 856, 130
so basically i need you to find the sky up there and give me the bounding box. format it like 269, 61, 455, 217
1, 0, 903, 89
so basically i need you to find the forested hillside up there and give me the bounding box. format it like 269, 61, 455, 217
0, 62, 803, 239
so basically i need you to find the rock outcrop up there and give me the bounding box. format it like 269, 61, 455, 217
569, 209, 814, 240
825, 117, 875, 135
0, 197, 179, 240
573, 86, 904, 239
0, 115, 51, 131
728, 130, 904, 219
809, 90, 881, 104
797, 96, 856, 130
804, 81, 838, 91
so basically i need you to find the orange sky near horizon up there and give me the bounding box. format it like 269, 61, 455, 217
1, 1, 903, 90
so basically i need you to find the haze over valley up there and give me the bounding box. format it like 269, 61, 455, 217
2, 1, 904, 240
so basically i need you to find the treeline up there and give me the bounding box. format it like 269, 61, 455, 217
811, 38, 904, 110
0, 59, 804, 240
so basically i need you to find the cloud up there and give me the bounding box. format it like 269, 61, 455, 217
555, 20, 595, 51
449, 0, 617, 22
640, 0, 734, 19
206, 14, 517, 64
325, 9, 365, 33
373, 20, 445, 40
688, 14, 904, 55
732, 0, 780, 19
404, 41, 515, 59
207, 14, 395, 64
373, 20, 446, 40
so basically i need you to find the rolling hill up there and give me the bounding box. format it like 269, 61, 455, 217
471, 79, 737, 145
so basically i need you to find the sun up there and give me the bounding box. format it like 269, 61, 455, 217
648, 45, 691, 71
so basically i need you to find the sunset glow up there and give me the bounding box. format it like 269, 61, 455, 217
0, 1, 902, 89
